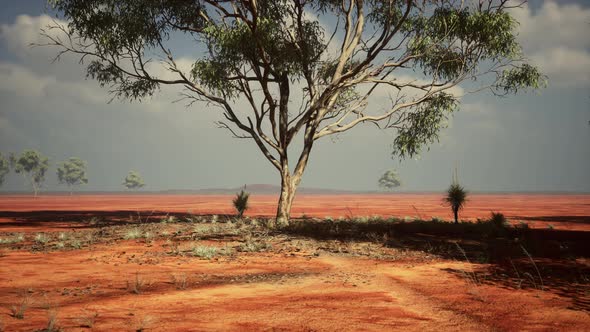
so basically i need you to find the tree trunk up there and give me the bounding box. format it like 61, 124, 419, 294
276, 172, 297, 227
453, 208, 458, 224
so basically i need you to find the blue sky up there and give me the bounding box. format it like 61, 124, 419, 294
0, 0, 589, 192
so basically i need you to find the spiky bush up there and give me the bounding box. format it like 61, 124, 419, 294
444, 183, 467, 224
233, 189, 250, 218
490, 212, 507, 227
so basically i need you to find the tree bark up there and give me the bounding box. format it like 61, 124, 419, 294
276, 172, 297, 227
453, 208, 458, 224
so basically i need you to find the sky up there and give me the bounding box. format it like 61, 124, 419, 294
0, 0, 589, 193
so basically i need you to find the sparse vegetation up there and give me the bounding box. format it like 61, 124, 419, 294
171, 273, 189, 290
76, 310, 99, 329
233, 187, 250, 218
191, 245, 219, 260
0, 233, 25, 244
127, 272, 146, 294
10, 291, 31, 319
37, 309, 61, 332
124, 228, 143, 240
34, 233, 50, 245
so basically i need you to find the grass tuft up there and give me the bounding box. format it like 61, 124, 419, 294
191, 245, 219, 259
10, 291, 32, 319
124, 228, 143, 240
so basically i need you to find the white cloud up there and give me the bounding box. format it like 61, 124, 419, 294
531, 47, 590, 85
0, 14, 61, 57
0, 61, 108, 105
510, 1, 590, 87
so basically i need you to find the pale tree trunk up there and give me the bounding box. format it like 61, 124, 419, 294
276, 171, 297, 227
30, 177, 38, 197
275, 128, 314, 227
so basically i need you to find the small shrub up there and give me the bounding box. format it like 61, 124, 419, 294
40, 309, 61, 332
192, 245, 219, 259
171, 273, 189, 290
210, 215, 218, 224
10, 291, 31, 319
515, 221, 530, 230
34, 233, 50, 245
69, 239, 82, 249
490, 212, 507, 227
124, 228, 143, 240
0, 233, 25, 244
239, 239, 272, 252
56, 242, 65, 249
76, 310, 99, 328
127, 272, 145, 294
134, 314, 156, 332
160, 216, 177, 224
547, 224, 554, 230
143, 231, 154, 242
233, 189, 250, 218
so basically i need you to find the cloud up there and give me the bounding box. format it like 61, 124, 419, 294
0, 14, 60, 57
0, 61, 109, 105
531, 48, 590, 85
510, 1, 590, 87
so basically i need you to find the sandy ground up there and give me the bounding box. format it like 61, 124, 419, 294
0, 194, 589, 331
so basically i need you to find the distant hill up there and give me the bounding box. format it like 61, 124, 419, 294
161, 184, 361, 195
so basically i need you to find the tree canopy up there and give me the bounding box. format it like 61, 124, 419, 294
44, 0, 545, 224
378, 169, 401, 190
123, 170, 145, 190
57, 157, 89, 193
10, 150, 50, 196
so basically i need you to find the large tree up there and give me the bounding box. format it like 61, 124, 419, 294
43, 0, 544, 225
10, 150, 50, 196
57, 157, 89, 194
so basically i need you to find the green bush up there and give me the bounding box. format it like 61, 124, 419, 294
233, 189, 250, 218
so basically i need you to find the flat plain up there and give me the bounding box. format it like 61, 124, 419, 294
0, 194, 588, 331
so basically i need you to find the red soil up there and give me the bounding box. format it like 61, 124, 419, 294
0, 194, 589, 331
1, 193, 589, 230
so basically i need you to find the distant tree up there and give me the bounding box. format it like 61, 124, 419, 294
0, 153, 9, 187
10, 150, 50, 196
44, 0, 545, 226
443, 170, 467, 224
123, 171, 145, 190
378, 169, 401, 190
57, 157, 88, 195
233, 186, 250, 218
